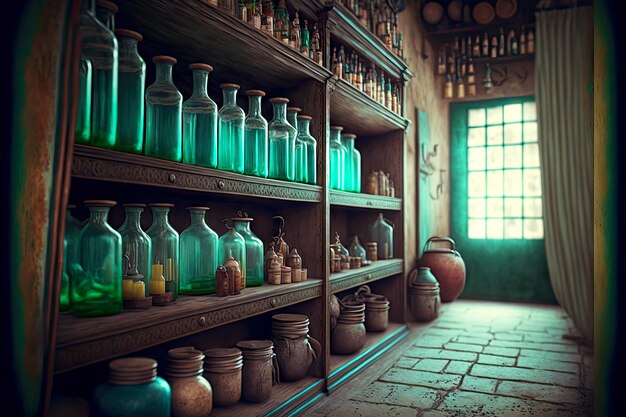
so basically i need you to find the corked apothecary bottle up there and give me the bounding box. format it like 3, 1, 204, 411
286, 248, 302, 282
218, 219, 247, 289
224, 256, 242, 295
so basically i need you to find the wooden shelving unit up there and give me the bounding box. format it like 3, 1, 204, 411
330, 259, 404, 293
329, 189, 402, 210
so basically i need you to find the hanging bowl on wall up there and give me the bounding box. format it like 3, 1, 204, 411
473, 2, 496, 25
422, 1, 445, 26
495, 0, 518, 19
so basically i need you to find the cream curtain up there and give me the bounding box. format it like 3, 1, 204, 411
536, 7, 593, 341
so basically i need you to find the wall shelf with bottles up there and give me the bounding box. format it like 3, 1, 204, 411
329, 190, 402, 211
426, 21, 535, 38
329, 258, 403, 293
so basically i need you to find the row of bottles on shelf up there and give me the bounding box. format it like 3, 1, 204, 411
77, 0, 318, 184
331, 45, 402, 114
329, 126, 361, 193
339, 0, 404, 59
60, 199, 307, 316
364, 170, 396, 197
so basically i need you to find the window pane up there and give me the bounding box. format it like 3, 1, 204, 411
487, 170, 503, 196
468, 147, 486, 171
524, 219, 544, 239
504, 145, 522, 168
468, 127, 485, 147
468, 198, 486, 218
487, 198, 503, 218
468, 172, 486, 197
487, 106, 503, 125
504, 219, 523, 239
524, 143, 540, 167
524, 198, 543, 217
503, 170, 522, 196
524, 122, 538, 142
504, 123, 523, 144
523, 102, 537, 121
487, 219, 504, 239
524, 169, 542, 197
505, 198, 523, 217
468, 109, 486, 126
487, 125, 503, 145
468, 219, 486, 239
504, 104, 522, 122
487, 146, 503, 169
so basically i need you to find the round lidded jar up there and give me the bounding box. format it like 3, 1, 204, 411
166, 347, 213, 417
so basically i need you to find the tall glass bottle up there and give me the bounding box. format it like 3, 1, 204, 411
329, 125, 346, 190
244, 90, 268, 177
297, 115, 317, 185
114, 29, 145, 154
218, 220, 247, 289
342, 133, 361, 192
145, 56, 183, 162
218, 83, 245, 173
288, 107, 306, 183
368, 213, 394, 259
61, 205, 82, 311
118, 204, 152, 296
96, 0, 117, 30
69, 200, 122, 316
147, 203, 180, 300
232, 214, 264, 287
268, 97, 296, 181
180, 207, 218, 294
183, 63, 218, 168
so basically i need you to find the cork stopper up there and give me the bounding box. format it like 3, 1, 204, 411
220, 83, 241, 89
152, 55, 177, 64
84, 200, 116, 207
189, 63, 214, 72
297, 115, 312, 120
96, 0, 118, 13
287, 106, 302, 112
246, 89, 266, 96
114, 29, 143, 41
123, 203, 147, 208
342, 133, 357, 138
330, 125, 344, 131
149, 203, 175, 207
269, 97, 290, 103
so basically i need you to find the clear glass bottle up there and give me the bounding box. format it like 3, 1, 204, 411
61, 205, 82, 311
368, 213, 394, 259
95, 0, 117, 30
342, 133, 361, 192
183, 63, 218, 168
218, 220, 247, 289
244, 90, 268, 177
268, 97, 296, 181
147, 203, 180, 300
329, 125, 346, 190
145, 55, 183, 162
288, 107, 305, 183
78, 0, 118, 148
180, 207, 218, 294
349, 235, 368, 263
297, 115, 317, 185
69, 200, 122, 316
218, 83, 245, 173
118, 204, 152, 296
114, 29, 145, 154
232, 214, 264, 287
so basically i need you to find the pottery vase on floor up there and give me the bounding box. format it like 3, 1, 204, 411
419, 237, 466, 302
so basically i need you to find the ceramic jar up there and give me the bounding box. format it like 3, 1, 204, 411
419, 237, 466, 302
267, 256, 282, 285
366, 242, 378, 262
364, 295, 390, 332
166, 347, 213, 417
365, 171, 379, 195
203, 348, 243, 407
286, 248, 302, 282
331, 301, 366, 354
329, 294, 341, 332
271, 314, 320, 381
235, 340, 278, 403
408, 267, 441, 322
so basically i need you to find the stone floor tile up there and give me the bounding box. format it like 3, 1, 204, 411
444, 342, 483, 353
489, 339, 579, 354
519, 349, 581, 363
496, 380, 585, 404
421, 411, 451, 417
380, 367, 462, 390
414, 336, 453, 348
424, 328, 465, 337
516, 356, 579, 374
323, 400, 419, 417
523, 332, 572, 344
444, 361, 473, 375
351, 381, 439, 409
413, 359, 449, 373
470, 364, 579, 387
459, 375, 498, 393
395, 356, 419, 369
493, 333, 524, 341
403, 347, 478, 362
482, 346, 520, 357
477, 354, 516, 366
455, 336, 491, 346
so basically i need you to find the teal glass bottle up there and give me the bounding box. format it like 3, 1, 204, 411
70, 200, 122, 317
297, 115, 317, 185
268, 98, 296, 181
288, 107, 306, 183
180, 207, 218, 294
76, 57, 92, 144
244, 90, 268, 177
77, 0, 118, 148
145, 56, 183, 162
329, 125, 346, 190
218, 83, 245, 173
342, 133, 361, 192
147, 203, 180, 300
61, 205, 82, 311
95, 0, 117, 30
368, 213, 395, 259
118, 204, 152, 296
183, 63, 218, 168
218, 220, 247, 288
232, 214, 264, 287
114, 29, 145, 154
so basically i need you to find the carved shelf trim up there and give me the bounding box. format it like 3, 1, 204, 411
330, 259, 404, 293
329, 190, 402, 210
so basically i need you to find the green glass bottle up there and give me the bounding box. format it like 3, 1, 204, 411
297, 115, 317, 185
288, 107, 306, 184
218, 220, 247, 287
329, 125, 346, 190
147, 203, 180, 300
61, 205, 82, 311
76, 57, 92, 144
232, 214, 264, 287
145, 56, 183, 162
180, 207, 218, 294
118, 204, 152, 296
218, 83, 245, 173
70, 200, 122, 317
114, 29, 145, 154
183, 63, 218, 168
268, 98, 296, 181
244, 90, 268, 177
342, 133, 361, 192
95, 0, 117, 30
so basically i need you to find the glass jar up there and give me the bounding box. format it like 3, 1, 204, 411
147, 203, 180, 300
349, 236, 367, 263
218, 83, 245, 173
76, 56, 92, 144
218, 220, 247, 289
288, 107, 306, 184
297, 115, 317, 185
145, 56, 183, 162
61, 205, 82, 311
329, 125, 346, 190
368, 213, 394, 259
342, 133, 361, 192
77, 0, 118, 148
95, 0, 117, 30
180, 207, 218, 294
244, 90, 268, 177
268, 98, 296, 181
183, 63, 218, 168
118, 204, 152, 296
232, 215, 264, 287
70, 200, 122, 316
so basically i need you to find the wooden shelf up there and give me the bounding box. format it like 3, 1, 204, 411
55, 279, 322, 373
426, 22, 536, 38
72, 145, 323, 203
472, 53, 535, 64
330, 190, 402, 211
330, 78, 409, 135
330, 259, 403, 293
328, 323, 409, 391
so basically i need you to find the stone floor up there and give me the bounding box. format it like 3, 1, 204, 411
304, 300, 593, 417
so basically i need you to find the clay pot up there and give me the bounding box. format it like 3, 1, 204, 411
167, 348, 212, 417
271, 314, 318, 381
364, 295, 390, 332
408, 267, 441, 322
331, 320, 366, 354
419, 237, 466, 302
236, 340, 277, 403
203, 348, 243, 407
329, 294, 341, 331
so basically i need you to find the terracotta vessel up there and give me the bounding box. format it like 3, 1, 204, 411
203, 348, 243, 407
419, 237, 466, 302
236, 340, 277, 403
167, 347, 213, 417
408, 267, 441, 322
271, 314, 319, 381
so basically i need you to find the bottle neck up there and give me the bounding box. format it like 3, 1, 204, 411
192, 70, 209, 98
342, 137, 355, 151
297, 119, 311, 136
155, 63, 173, 83
222, 88, 238, 106
88, 207, 110, 224
124, 209, 143, 229
151, 208, 171, 227
189, 210, 207, 225
330, 129, 343, 144
287, 111, 299, 129
234, 221, 251, 233
272, 102, 287, 122
119, 38, 139, 57
248, 95, 262, 116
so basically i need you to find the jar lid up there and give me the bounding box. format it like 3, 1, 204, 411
272, 313, 309, 323
245, 89, 266, 96
236, 340, 273, 350
330, 125, 344, 131
189, 63, 214, 72
123, 203, 147, 208
342, 133, 357, 138
114, 29, 143, 41
230, 217, 253, 222
269, 97, 290, 103
187, 206, 210, 211
152, 55, 177, 64
84, 199, 116, 207
297, 115, 312, 120
220, 83, 240, 89
203, 347, 242, 358
108, 357, 157, 384
96, 0, 118, 13
149, 202, 175, 207
287, 106, 302, 112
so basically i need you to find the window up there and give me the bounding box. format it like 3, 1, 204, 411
466, 101, 544, 239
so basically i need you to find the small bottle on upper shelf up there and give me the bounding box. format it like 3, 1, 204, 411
261, 0, 274, 36
473, 35, 481, 57
527, 28, 535, 54
520, 26, 527, 54
490, 35, 498, 58
301, 19, 310, 57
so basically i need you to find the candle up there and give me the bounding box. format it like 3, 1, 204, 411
165, 258, 173, 281
122, 278, 134, 300
150, 263, 166, 295
132, 281, 145, 299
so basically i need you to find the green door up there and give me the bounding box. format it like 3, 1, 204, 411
450, 97, 556, 304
